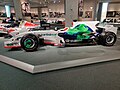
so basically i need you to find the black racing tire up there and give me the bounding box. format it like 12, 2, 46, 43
20, 34, 39, 52
98, 32, 117, 46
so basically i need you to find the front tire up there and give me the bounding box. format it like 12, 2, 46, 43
20, 34, 39, 52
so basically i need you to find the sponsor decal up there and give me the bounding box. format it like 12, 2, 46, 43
40, 33, 57, 36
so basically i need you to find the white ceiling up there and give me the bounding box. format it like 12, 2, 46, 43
30, 0, 64, 7
0, 0, 119, 7
0, 0, 64, 7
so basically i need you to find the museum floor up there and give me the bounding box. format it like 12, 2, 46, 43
0, 30, 120, 90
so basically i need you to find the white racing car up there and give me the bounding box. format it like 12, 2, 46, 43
4, 21, 118, 52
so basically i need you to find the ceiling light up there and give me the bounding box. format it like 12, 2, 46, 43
53, 1, 56, 3
90, 7, 93, 10
49, 9, 51, 11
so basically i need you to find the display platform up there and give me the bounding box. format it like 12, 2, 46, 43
0, 38, 120, 73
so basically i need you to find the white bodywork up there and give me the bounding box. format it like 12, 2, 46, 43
4, 30, 65, 48
0, 24, 10, 34
0, 21, 40, 37
6, 27, 32, 37
96, 23, 118, 35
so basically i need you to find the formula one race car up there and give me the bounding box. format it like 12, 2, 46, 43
4, 21, 118, 52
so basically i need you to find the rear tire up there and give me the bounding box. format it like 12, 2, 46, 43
98, 32, 117, 46
20, 34, 39, 52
